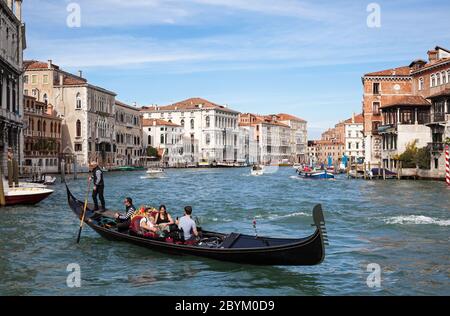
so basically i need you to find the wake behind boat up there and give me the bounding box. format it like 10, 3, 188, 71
66, 184, 327, 266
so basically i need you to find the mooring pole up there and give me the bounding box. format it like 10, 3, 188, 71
445, 145, 450, 186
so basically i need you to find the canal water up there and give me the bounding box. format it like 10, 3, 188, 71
0, 167, 449, 295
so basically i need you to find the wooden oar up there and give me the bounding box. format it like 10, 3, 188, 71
76, 177, 92, 244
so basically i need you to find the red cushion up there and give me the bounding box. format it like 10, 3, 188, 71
129, 216, 144, 232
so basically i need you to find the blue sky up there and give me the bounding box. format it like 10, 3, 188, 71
23, 0, 450, 138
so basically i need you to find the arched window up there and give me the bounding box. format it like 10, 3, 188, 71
76, 120, 81, 137
431, 74, 436, 87
160, 134, 165, 144
180, 119, 185, 127
58, 123, 61, 134
205, 134, 210, 145
436, 73, 441, 86
443, 71, 448, 84
43, 121, 47, 134
418, 78, 424, 91
30, 118, 34, 131
190, 119, 194, 130
206, 116, 210, 128
37, 120, 41, 132
76, 93, 82, 109
50, 122, 53, 134
43, 93, 48, 104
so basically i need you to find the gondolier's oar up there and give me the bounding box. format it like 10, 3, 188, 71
77, 177, 92, 244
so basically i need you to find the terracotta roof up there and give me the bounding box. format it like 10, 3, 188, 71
380, 96, 431, 109
142, 118, 180, 127
62, 75, 87, 86
410, 57, 450, 73
142, 98, 238, 113
364, 66, 411, 77
272, 113, 306, 122
344, 113, 364, 124
24, 60, 60, 70
427, 88, 450, 99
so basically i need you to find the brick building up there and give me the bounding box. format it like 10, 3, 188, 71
362, 66, 413, 164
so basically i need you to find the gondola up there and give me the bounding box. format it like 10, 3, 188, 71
66, 185, 328, 266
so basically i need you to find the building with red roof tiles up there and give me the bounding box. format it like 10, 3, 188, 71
362, 45, 450, 179
24, 59, 118, 170
141, 98, 240, 165
239, 113, 292, 164
142, 118, 189, 167
344, 113, 365, 162
362, 64, 413, 165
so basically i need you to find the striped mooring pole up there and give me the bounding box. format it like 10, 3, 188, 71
446, 145, 450, 186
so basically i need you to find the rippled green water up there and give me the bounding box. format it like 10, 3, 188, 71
0, 168, 449, 295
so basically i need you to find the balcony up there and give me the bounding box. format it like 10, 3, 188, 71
377, 124, 395, 134
427, 142, 445, 153
425, 112, 447, 125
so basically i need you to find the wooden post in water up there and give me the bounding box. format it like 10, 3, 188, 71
363, 162, 367, 180
368, 162, 371, 180
61, 158, 66, 183
13, 159, 19, 187
398, 161, 402, 180
383, 164, 386, 180
0, 168, 5, 206
7, 160, 13, 187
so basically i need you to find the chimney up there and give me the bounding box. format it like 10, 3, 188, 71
352, 113, 355, 123
48, 60, 53, 68
153, 121, 156, 126
428, 50, 438, 62
6, 0, 13, 10
14, 0, 22, 21
59, 73, 64, 86
78, 70, 83, 78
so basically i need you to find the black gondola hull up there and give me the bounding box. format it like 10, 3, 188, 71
67, 185, 327, 266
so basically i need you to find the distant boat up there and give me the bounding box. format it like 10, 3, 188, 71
298, 170, 334, 179
145, 168, 164, 178
198, 161, 211, 168
250, 165, 264, 176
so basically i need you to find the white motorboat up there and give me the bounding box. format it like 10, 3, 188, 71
145, 168, 165, 177
250, 165, 264, 176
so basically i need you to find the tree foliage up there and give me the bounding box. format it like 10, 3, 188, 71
397, 140, 430, 169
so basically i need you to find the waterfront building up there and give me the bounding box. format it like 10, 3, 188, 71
378, 96, 431, 170
270, 113, 308, 163
23, 95, 62, 174
142, 118, 188, 167
362, 66, 413, 165
344, 113, 365, 163
0, 0, 25, 175
115, 101, 143, 167
307, 140, 319, 166
239, 113, 291, 164
316, 140, 345, 166
24, 60, 117, 170
321, 121, 345, 144
237, 125, 258, 165
410, 46, 450, 178
141, 98, 239, 165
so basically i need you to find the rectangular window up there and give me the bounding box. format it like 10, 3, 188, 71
75, 144, 82, 152
43, 75, 49, 84
373, 102, 380, 115
373, 82, 380, 94
31, 75, 38, 84
434, 158, 439, 169
24, 75, 29, 84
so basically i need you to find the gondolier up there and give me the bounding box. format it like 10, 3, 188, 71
91, 161, 105, 211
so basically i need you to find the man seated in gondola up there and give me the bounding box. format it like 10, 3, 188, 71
114, 197, 136, 232
176, 206, 199, 242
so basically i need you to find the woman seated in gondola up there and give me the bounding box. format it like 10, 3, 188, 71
155, 205, 175, 232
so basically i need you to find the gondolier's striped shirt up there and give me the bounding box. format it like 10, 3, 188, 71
118, 205, 136, 221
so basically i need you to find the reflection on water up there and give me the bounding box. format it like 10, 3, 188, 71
0, 168, 449, 295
